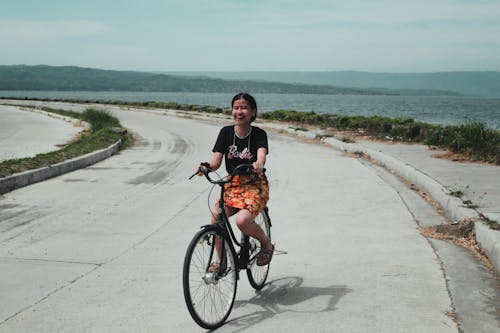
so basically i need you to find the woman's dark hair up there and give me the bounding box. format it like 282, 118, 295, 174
231, 92, 257, 122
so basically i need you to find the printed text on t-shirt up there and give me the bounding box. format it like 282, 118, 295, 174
228, 145, 253, 160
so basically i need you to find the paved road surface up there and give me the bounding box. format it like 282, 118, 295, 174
0, 105, 82, 162
0, 104, 496, 332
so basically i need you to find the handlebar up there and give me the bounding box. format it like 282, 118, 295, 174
189, 163, 264, 185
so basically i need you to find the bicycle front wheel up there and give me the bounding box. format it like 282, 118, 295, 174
247, 208, 271, 290
182, 228, 237, 329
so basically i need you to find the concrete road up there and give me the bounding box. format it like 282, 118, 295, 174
0, 106, 462, 332
0, 105, 83, 162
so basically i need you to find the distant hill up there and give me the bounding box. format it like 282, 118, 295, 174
165, 71, 500, 98
0, 65, 461, 96
0, 65, 377, 95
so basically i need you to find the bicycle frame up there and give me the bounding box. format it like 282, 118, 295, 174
190, 164, 260, 277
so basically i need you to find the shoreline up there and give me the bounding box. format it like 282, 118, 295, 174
1, 92, 499, 129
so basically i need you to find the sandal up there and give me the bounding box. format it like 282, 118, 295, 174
256, 244, 274, 266
208, 262, 220, 273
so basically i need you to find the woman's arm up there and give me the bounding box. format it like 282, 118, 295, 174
253, 147, 267, 173
209, 152, 224, 171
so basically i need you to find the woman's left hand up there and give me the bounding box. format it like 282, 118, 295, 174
252, 161, 264, 173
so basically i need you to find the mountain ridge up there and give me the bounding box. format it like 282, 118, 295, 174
164, 70, 500, 98
0, 65, 465, 97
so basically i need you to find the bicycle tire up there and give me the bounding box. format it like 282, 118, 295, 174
183, 227, 237, 329
247, 208, 271, 290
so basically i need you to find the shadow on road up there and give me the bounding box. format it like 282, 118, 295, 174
218, 276, 352, 332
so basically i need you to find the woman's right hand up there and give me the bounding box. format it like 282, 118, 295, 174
197, 162, 212, 176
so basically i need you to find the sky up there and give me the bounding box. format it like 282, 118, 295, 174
1, 0, 500, 73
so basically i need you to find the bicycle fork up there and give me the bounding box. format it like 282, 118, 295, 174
202, 225, 233, 284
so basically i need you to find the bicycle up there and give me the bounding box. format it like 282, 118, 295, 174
183, 163, 272, 329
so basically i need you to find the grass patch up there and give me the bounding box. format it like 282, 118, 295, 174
449, 190, 464, 198
0, 108, 130, 177
290, 126, 309, 132
481, 214, 500, 230
341, 136, 356, 143
425, 121, 499, 164
462, 200, 479, 209
112, 100, 229, 115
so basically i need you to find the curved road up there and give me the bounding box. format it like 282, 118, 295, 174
1, 105, 459, 332
0, 105, 82, 162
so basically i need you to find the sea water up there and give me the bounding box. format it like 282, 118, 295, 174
1, 91, 499, 128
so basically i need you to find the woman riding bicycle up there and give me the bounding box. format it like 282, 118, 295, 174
198, 92, 274, 267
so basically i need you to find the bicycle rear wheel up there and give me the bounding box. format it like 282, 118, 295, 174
247, 208, 271, 290
183, 228, 237, 329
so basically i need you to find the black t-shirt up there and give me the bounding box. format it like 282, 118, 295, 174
213, 125, 268, 174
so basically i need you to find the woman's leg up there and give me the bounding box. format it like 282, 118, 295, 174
235, 209, 272, 250
210, 201, 238, 224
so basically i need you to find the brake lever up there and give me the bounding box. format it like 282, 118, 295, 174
189, 166, 203, 180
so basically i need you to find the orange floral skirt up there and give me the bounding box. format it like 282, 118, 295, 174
224, 173, 269, 216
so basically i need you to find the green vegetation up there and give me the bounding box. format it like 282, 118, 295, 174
462, 200, 479, 209
80, 108, 120, 131
260, 109, 499, 165
449, 190, 464, 198
0, 108, 130, 178
138, 101, 228, 114
481, 214, 500, 230
425, 121, 500, 164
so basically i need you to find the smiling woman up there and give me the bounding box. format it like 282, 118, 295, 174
197, 92, 274, 268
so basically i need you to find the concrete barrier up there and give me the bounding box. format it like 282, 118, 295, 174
475, 222, 500, 275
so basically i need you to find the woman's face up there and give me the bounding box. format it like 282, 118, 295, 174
232, 98, 255, 126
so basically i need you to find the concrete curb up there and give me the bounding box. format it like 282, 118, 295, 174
475, 222, 500, 273
322, 137, 500, 275
0, 140, 121, 194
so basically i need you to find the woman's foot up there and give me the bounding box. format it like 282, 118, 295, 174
208, 262, 220, 273
208, 257, 227, 273
257, 243, 274, 266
